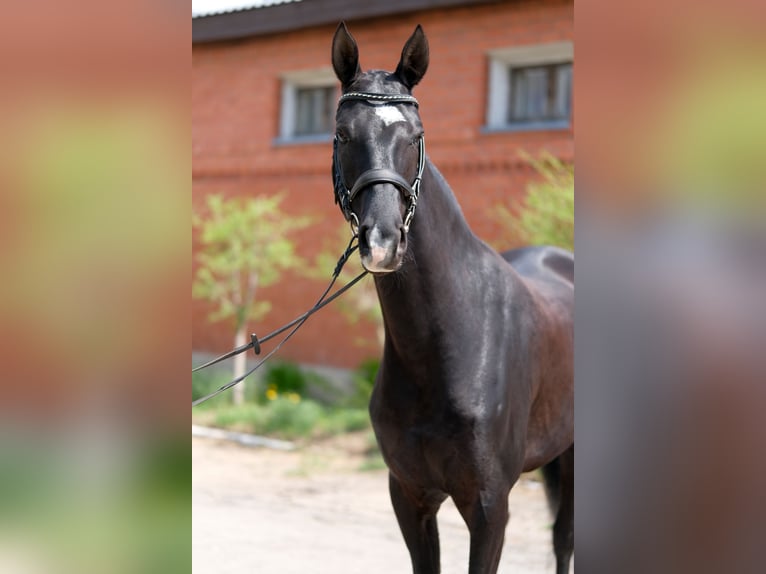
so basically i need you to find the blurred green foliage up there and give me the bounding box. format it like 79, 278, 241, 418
205, 399, 370, 441
192, 193, 313, 330
262, 361, 308, 397
493, 153, 574, 252
192, 358, 380, 440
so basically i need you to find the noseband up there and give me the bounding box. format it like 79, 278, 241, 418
333, 92, 426, 232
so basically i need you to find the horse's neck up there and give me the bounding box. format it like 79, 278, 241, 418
374, 162, 486, 356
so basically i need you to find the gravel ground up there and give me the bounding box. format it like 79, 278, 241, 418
193, 433, 571, 574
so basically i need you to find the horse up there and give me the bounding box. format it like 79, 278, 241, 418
330, 23, 574, 574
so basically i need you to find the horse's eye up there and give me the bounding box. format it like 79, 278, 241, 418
335, 131, 349, 144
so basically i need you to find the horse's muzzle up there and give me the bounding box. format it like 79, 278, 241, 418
359, 223, 406, 273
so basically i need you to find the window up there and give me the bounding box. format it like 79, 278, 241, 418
294, 86, 336, 135
486, 42, 573, 132
508, 63, 572, 123
278, 68, 338, 143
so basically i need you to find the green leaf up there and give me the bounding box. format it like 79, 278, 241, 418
192, 192, 313, 334
490, 152, 574, 252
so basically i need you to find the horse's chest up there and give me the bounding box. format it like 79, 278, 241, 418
371, 397, 475, 489
379, 424, 462, 487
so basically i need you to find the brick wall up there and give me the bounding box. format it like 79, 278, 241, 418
192, 0, 574, 368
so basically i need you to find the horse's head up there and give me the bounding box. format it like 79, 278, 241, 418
331, 22, 429, 274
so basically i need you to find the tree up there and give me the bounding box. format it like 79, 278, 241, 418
492, 152, 574, 252
192, 193, 312, 404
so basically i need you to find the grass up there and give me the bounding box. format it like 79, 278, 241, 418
193, 367, 373, 441
203, 397, 371, 441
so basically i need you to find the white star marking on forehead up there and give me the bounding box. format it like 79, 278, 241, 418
373, 104, 407, 127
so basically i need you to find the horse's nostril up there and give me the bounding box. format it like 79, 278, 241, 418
358, 225, 371, 250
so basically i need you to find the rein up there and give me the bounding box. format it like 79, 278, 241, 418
333, 92, 425, 232
193, 91, 422, 407
192, 236, 367, 407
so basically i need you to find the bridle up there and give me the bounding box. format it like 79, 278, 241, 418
333, 91, 426, 233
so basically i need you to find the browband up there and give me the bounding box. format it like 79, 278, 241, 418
338, 92, 419, 107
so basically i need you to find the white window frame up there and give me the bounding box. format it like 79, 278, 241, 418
485, 42, 573, 133
277, 67, 338, 144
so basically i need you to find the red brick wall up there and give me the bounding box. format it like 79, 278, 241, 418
192, 0, 574, 368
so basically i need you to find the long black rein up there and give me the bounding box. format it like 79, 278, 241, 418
191, 236, 367, 407
193, 91, 422, 407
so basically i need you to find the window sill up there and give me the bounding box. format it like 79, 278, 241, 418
273, 133, 333, 147
481, 120, 571, 134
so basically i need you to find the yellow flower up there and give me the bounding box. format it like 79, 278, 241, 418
287, 392, 301, 404
265, 388, 278, 401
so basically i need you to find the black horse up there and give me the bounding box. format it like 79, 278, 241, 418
331, 23, 574, 574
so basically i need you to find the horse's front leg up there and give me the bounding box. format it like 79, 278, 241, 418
455, 487, 511, 574
389, 473, 445, 574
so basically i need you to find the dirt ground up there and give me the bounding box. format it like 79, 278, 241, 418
193, 432, 571, 574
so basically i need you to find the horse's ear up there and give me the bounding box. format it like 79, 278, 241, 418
395, 25, 429, 89
332, 22, 361, 87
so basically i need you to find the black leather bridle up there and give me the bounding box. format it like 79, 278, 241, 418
333, 92, 426, 233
